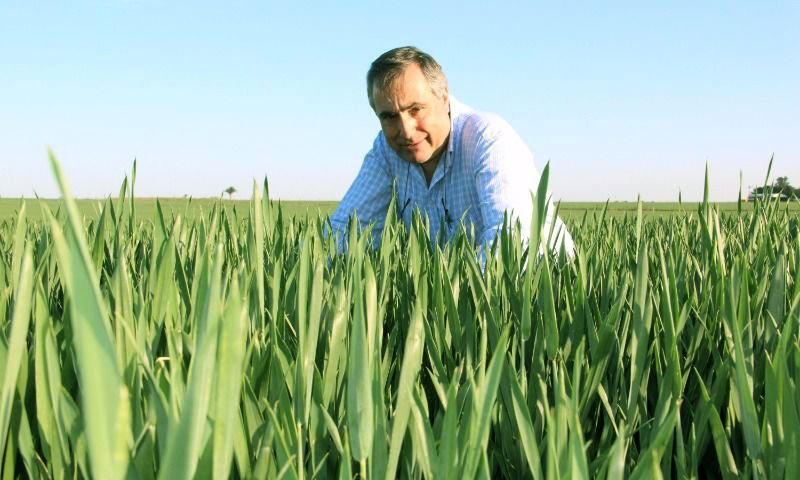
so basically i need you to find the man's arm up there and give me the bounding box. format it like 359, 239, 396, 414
330, 136, 393, 251
470, 115, 575, 255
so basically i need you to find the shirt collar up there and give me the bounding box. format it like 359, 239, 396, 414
438, 95, 457, 178
446, 95, 458, 155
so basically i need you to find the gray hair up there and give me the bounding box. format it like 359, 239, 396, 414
366, 46, 448, 108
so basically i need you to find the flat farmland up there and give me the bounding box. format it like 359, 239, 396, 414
558, 200, 800, 218
2, 198, 796, 223
0, 198, 339, 223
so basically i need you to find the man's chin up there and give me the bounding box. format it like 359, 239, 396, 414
405, 152, 432, 165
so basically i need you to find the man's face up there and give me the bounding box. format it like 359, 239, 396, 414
371, 64, 451, 168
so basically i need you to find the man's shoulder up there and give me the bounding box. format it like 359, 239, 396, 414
451, 98, 516, 146
452, 100, 516, 155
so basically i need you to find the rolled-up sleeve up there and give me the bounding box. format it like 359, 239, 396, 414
330, 135, 393, 250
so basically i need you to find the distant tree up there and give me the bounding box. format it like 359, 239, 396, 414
224, 186, 237, 200
750, 176, 799, 200
775, 176, 791, 194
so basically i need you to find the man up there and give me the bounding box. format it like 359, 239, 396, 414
331, 46, 574, 255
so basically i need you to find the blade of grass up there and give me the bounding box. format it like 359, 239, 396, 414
47, 151, 132, 480
159, 245, 224, 480
385, 293, 425, 480
212, 272, 248, 480
0, 246, 33, 458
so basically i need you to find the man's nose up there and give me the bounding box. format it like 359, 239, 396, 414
399, 114, 416, 141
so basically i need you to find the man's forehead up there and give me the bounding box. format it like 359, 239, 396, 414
373, 96, 425, 114
374, 64, 421, 91
372, 81, 413, 105
372, 78, 440, 113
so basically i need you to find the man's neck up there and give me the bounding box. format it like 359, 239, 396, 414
421, 157, 439, 185
421, 138, 449, 185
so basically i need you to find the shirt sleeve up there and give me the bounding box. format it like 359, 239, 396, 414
330, 135, 393, 251
470, 116, 575, 256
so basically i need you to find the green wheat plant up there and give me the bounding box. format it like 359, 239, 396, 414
0, 152, 798, 479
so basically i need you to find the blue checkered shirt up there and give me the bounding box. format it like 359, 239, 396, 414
330, 97, 574, 255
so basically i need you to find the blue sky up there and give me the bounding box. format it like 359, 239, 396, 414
1, 1, 798, 201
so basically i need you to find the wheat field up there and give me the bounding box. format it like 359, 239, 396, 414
0, 154, 798, 479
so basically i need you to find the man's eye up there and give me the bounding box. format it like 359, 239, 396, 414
410, 107, 422, 115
